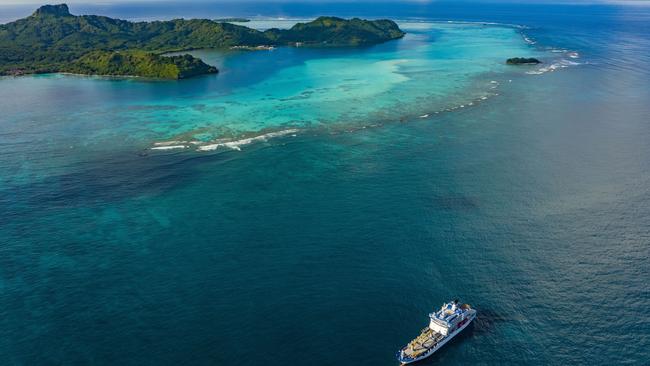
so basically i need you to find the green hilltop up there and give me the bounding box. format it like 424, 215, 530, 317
68, 51, 218, 79
0, 4, 405, 79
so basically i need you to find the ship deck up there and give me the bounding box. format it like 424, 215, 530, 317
402, 328, 445, 358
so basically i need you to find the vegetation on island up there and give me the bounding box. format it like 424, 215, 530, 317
68, 51, 218, 79
265, 17, 406, 47
506, 57, 541, 65
0, 4, 405, 79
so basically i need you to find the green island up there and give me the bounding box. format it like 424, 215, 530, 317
67, 51, 218, 79
506, 57, 541, 65
0, 4, 405, 79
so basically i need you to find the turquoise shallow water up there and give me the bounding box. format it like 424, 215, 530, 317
1, 21, 544, 156
1, 3, 649, 365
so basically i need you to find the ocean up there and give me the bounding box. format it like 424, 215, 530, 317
0, 2, 649, 365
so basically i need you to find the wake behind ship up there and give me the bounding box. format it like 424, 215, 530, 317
397, 300, 476, 364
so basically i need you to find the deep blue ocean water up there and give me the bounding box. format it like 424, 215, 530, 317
1, 2, 649, 365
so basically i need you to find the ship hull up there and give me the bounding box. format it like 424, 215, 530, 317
398, 311, 476, 364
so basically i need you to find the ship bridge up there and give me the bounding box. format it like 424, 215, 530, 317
428, 302, 464, 335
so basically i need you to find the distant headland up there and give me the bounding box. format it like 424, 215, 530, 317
0, 4, 405, 79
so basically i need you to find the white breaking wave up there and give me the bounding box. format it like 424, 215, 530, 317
523, 35, 536, 45
197, 129, 300, 152
151, 139, 203, 150
527, 59, 581, 75
153, 140, 187, 146
151, 145, 187, 150
549, 49, 580, 59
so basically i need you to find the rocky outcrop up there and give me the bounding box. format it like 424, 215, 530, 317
506, 57, 541, 65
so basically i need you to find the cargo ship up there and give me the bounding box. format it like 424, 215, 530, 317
397, 300, 476, 364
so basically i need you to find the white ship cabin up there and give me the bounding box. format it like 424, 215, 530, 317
428, 301, 465, 335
